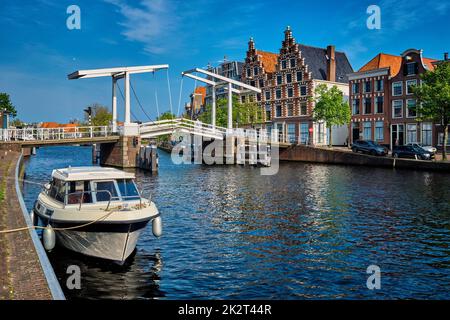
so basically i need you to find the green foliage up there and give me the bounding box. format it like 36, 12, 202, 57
10, 118, 25, 127
85, 103, 112, 126
413, 62, 450, 160
0, 93, 17, 117
199, 97, 263, 128
313, 84, 351, 146
156, 111, 176, 121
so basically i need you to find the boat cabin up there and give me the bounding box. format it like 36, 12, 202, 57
46, 167, 141, 206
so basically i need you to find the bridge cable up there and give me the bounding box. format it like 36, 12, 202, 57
155, 91, 160, 119
166, 69, 174, 116
130, 79, 154, 123
116, 82, 140, 122
177, 76, 184, 118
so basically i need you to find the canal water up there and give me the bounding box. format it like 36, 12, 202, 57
22, 146, 450, 299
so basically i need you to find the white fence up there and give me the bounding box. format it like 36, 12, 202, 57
0, 126, 114, 142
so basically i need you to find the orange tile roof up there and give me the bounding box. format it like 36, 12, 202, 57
358, 53, 403, 76
40, 122, 60, 128
194, 86, 206, 104
423, 58, 438, 71
359, 53, 438, 76
257, 50, 279, 73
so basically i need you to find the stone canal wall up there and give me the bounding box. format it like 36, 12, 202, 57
0, 148, 64, 300
279, 145, 450, 172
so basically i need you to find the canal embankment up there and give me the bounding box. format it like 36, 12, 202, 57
279, 144, 450, 172
0, 147, 64, 300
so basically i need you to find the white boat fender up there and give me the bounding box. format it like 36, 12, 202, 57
43, 225, 56, 251
152, 216, 162, 238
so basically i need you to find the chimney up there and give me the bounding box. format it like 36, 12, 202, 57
326, 45, 336, 82
445, 52, 449, 61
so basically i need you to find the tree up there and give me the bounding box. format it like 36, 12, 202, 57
156, 111, 176, 121
0, 92, 17, 117
84, 103, 112, 126
10, 118, 25, 127
312, 84, 351, 147
412, 62, 450, 160
199, 97, 263, 128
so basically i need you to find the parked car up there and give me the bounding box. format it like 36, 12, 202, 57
405, 143, 437, 154
351, 140, 388, 156
392, 145, 434, 160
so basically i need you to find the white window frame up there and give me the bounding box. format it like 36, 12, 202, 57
406, 79, 417, 95
375, 121, 384, 142
392, 81, 403, 97
299, 102, 307, 116
392, 100, 403, 118
406, 123, 418, 144
421, 122, 433, 146
406, 99, 417, 118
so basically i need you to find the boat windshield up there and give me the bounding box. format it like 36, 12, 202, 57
117, 179, 141, 201
94, 181, 120, 202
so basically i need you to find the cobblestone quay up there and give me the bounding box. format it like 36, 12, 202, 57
0, 149, 53, 300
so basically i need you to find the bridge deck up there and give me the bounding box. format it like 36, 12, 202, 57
3, 136, 120, 148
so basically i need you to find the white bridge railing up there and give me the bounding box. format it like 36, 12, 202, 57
139, 118, 228, 140
0, 126, 114, 142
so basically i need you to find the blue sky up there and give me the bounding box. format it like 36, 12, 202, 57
0, 0, 449, 123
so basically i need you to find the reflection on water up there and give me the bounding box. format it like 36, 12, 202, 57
23, 146, 450, 299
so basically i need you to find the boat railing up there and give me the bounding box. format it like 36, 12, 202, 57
66, 190, 144, 211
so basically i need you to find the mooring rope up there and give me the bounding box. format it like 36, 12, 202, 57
0, 208, 118, 234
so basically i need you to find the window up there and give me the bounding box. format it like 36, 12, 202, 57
241, 96, 246, 103
375, 121, 384, 142
290, 58, 296, 68
117, 179, 140, 201
94, 181, 119, 202
375, 79, 383, 92
363, 121, 372, 140
276, 75, 282, 85
407, 124, 417, 143
282, 60, 287, 69
275, 104, 282, 117
259, 79, 264, 88
287, 123, 296, 143
265, 91, 270, 101
352, 99, 360, 115
250, 80, 256, 87
67, 181, 92, 205
300, 86, 307, 96
392, 100, 403, 118
276, 89, 282, 100
316, 122, 325, 144
287, 87, 293, 98
406, 62, 417, 76
375, 96, 383, 114
406, 99, 416, 118
286, 73, 292, 84
256, 93, 261, 102
392, 82, 403, 96
364, 81, 371, 93
421, 123, 432, 145
266, 110, 271, 121
254, 67, 259, 76
296, 71, 303, 82
352, 82, 360, 94
300, 102, 307, 115
406, 79, 417, 95
363, 98, 372, 114
287, 103, 294, 116
438, 133, 450, 146
299, 123, 309, 144
246, 68, 251, 77
49, 179, 67, 203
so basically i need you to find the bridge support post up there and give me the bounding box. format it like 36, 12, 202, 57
99, 135, 141, 168
112, 77, 118, 133
212, 85, 216, 131
227, 82, 233, 130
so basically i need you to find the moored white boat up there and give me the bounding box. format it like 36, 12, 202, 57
33, 166, 161, 263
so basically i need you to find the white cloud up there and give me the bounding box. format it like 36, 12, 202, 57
104, 0, 180, 54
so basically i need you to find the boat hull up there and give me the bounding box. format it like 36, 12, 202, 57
38, 215, 150, 263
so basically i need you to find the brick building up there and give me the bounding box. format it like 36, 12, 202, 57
241, 27, 353, 146
348, 49, 449, 150
185, 86, 206, 119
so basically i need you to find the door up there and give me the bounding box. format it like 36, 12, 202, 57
391, 124, 405, 147
352, 128, 360, 143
